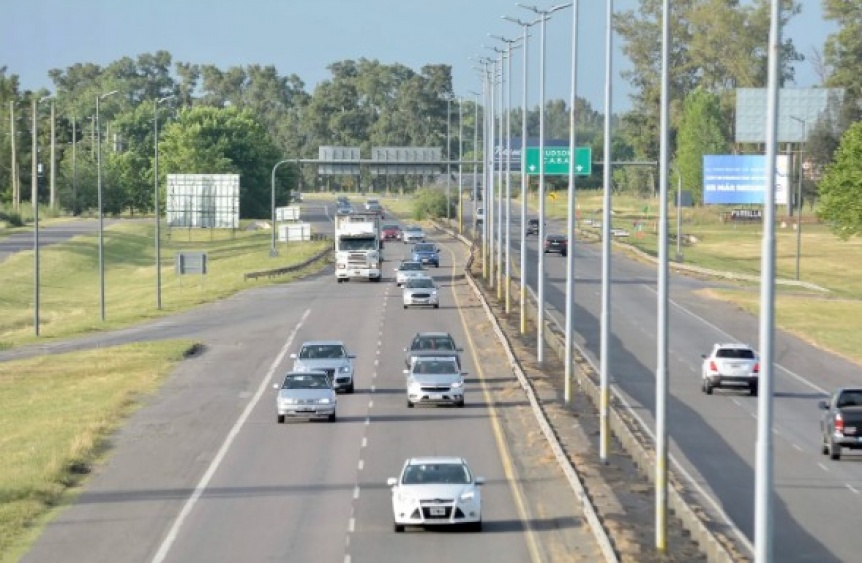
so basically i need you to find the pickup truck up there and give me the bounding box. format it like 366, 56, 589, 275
819, 387, 862, 460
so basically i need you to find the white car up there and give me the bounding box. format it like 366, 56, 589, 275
402, 275, 439, 309
402, 225, 425, 243
404, 356, 465, 408
394, 260, 426, 286
273, 371, 336, 423
387, 457, 484, 532
701, 343, 759, 396
290, 340, 356, 394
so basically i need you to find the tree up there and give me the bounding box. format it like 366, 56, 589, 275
817, 121, 862, 239
158, 105, 284, 218
675, 88, 728, 204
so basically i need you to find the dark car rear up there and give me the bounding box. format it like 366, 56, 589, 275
543, 234, 568, 256
820, 388, 862, 460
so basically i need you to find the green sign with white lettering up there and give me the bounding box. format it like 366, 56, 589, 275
524, 146, 592, 176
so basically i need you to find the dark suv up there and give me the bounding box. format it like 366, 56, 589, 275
526, 219, 541, 236
543, 234, 568, 256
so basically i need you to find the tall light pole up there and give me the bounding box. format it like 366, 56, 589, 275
32, 95, 51, 336
486, 45, 506, 299
154, 95, 175, 310
520, 1, 571, 364
599, 0, 614, 463
564, 1, 580, 407
790, 116, 806, 281
271, 159, 294, 256
97, 90, 118, 322
49, 98, 56, 208
458, 96, 464, 233
440, 93, 454, 222
503, 14, 540, 334
469, 90, 481, 225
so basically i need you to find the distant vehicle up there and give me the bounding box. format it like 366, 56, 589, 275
381, 223, 402, 241
387, 457, 484, 532
291, 191, 303, 203
365, 199, 385, 216
402, 276, 439, 309
475, 207, 485, 224
334, 212, 381, 282
291, 340, 356, 393
404, 356, 465, 408
365, 198, 380, 209
273, 371, 336, 423
700, 343, 759, 396
411, 242, 440, 268
543, 234, 568, 256
402, 225, 425, 243
404, 331, 463, 369
820, 387, 862, 460
394, 260, 426, 286
526, 218, 541, 236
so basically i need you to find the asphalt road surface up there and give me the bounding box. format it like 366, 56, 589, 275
15, 201, 602, 563
0, 219, 106, 262
464, 205, 862, 562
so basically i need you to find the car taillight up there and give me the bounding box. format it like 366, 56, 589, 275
709, 360, 718, 372
835, 413, 845, 433
753, 363, 759, 373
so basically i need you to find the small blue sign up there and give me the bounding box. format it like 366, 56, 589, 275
703, 155, 789, 205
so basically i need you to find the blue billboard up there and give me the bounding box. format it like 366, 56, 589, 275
702, 155, 789, 205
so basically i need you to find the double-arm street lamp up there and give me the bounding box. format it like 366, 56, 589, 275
97, 90, 118, 321
154, 95, 175, 310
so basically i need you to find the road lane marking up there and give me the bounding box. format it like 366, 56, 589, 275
792, 443, 803, 452
348, 518, 355, 532
368, 400, 373, 409
365, 417, 370, 425
354, 486, 360, 499
847, 484, 859, 494
358, 459, 364, 471
151, 308, 311, 563
361, 437, 367, 448
818, 463, 830, 472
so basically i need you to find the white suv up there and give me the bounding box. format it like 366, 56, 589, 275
701, 343, 759, 396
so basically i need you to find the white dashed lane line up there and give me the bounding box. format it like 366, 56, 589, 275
358, 459, 364, 471
818, 463, 830, 472
847, 485, 860, 494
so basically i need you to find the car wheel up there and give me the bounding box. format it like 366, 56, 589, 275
403, 304, 408, 309
329, 413, 336, 423
394, 523, 404, 533
434, 304, 439, 309
821, 433, 829, 455
470, 520, 483, 532
337, 278, 343, 284
457, 400, 465, 408
830, 439, 842, 460
749, 384, 758, 397
705, 382, 713, 395
347, 382, 355, 394
407, 400, 414, 408
277, 414, 285, 424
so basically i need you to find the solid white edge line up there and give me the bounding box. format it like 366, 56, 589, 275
150, 308, 311, 563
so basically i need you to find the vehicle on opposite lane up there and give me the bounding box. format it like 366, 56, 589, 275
820, 387, 862, 460
273, 371, 337, 423
403, 331, 463, 369
402, 276, 440, 309
404, 356, 465, 408
701, 343, 759, 396
388, 457, 484, 532
291, 340, 356, 393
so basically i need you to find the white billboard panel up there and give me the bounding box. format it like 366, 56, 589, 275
166, 174, 240, 228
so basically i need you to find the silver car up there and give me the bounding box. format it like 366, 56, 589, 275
394, 260, 426, 286
402, 276, 439, 309
291, 340, 356, 393
402, 226, 425, 243
404, 356, 465, 408
273, 371, 337, 423
701, 343, 759, 396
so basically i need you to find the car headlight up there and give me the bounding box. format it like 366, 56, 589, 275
430, 290, 437, 296
318, 398, 332, 405
451, 380, 464, 389
397, 490, 416, 504
279, 398, 298, 405
460, 489, 476, 501
339, 366, 351, 373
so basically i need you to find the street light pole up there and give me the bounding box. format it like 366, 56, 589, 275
33, 95, 50, 336
446, 94, 452, 222
520, 1, 571, 364
458, 96, 464, 234
790, 116, 806, 281
50, 98, 56, 208
564, 0, 580, 406
97, 90, 118, 322
154, 95, 175, 310
271, 159, 293, 256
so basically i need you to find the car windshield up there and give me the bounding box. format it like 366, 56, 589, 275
405, 278, 435, 288
382, 224, 399, 231
400, 262, 423, 271
402, 463, 471, 485
412, 336, 456, 351
412, 360, 459, 374
414, 244, 435, 252
837, 391, 862, 407
716, 348, 755, 359
339, 237, 377, 250
299, 344, 347, 359
282, 374, 331, 389
405, 227, 422, 233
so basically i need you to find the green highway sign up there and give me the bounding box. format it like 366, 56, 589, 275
524, 146, 592, 176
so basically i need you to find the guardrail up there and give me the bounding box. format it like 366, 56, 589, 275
243, 246, 331, 281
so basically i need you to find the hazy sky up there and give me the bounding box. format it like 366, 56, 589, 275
2, 1, 835, 112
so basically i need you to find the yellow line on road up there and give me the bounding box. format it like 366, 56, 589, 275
443, 240, 544, 563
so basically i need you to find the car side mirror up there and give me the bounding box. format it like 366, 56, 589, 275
475, 477, 486, 485
457, 348, 464, 352
818, 400, 829, 410
272, 384, 280, 390
700, 354, 706, 359
387, 477, 398, 486
348, 354, 357, 359
461, 372, 468, 377
290, 353, 297, 359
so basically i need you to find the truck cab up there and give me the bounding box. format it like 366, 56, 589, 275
334, 212, 382, 283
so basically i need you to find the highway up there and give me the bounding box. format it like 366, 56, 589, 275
18, 201, 603, 563
472, 206, 862, 562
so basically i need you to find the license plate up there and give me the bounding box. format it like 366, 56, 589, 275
353, 270, 361, 275
846, 426, 857, 434
296, 408, 313, 412
431, 394, 444, 400
429, 507, 445, 516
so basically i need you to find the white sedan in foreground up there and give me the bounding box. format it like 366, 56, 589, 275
387, 457, 484, 532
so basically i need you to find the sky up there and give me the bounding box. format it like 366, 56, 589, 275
1, 0, 836, 113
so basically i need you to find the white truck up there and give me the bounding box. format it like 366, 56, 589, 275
334, 212, 382, 283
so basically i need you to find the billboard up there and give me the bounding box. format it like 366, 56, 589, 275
735, 88, 844, 143
370, 147, 442, 176
166, 174, 239, 228
318, 146, 360, 175
702, 155, 789, 205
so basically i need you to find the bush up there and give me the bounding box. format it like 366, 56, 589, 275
411, 187, 453, 220
0, 209, 24, 227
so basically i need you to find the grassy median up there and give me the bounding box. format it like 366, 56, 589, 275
0, 340, 197, 561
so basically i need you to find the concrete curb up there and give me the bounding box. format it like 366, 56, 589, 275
243, 246, 331, 280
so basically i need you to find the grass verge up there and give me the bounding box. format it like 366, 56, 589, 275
0, 340, 198, 561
